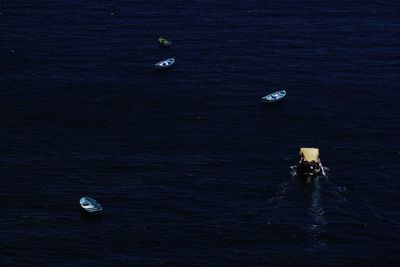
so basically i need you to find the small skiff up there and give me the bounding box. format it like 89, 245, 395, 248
261, 90, 286, 103
155, 58, 175, 69
158, 36, 172, 47
80, 197, 103, 214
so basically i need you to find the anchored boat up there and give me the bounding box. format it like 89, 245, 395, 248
80, 197, 103, 215
158, 36, 172, 47
298, 148, 322, 178
155, 58, 175, 69
261, 90, 286, 103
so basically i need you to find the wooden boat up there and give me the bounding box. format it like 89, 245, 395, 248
298, 148, 322, 178
158, 36, 172, 47
261, 90, 286, 103
155, 58, 175, 69
80, 197, 103, 214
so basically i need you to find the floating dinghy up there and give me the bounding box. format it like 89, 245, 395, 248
155, 58, 175, 69
261, 90, 286, 103
158, 36, 172, 47
80, 197, 103, 214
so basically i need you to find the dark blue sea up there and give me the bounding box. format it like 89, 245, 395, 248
1, 1, 400, 266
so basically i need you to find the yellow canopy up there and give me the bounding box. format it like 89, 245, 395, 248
299, 148, 319, 162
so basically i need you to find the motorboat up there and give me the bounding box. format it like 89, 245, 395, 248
261, 90, 286, 103
155, 58, 175, 69
158, 36, 172, 47
80, 197, 103, 214
298, 148, 322, 178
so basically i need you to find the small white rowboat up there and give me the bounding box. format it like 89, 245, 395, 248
80, 197, 103, 214
155, 58, 175, 69
261, 90, 286, 103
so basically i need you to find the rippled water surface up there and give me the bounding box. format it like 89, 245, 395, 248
1, 1, 400, 266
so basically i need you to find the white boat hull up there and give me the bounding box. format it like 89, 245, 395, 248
261, 90, 286, 103
80, 197, 103, 214
155, 58, 175, 69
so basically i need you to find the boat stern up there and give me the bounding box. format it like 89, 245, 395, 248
298, 148, 321, 178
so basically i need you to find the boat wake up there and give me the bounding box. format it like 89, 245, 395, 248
267, 165, 331, 251
306, 177, 328, 251
289, 165, 298, 178
290, 165, 328, 251
290, 164, 330, 179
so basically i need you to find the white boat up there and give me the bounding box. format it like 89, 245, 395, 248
80, 197, 103, 214
155, 58, 175, 69
261, 90, 286, 103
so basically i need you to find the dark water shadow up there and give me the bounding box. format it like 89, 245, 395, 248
80, 210, 104, 224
